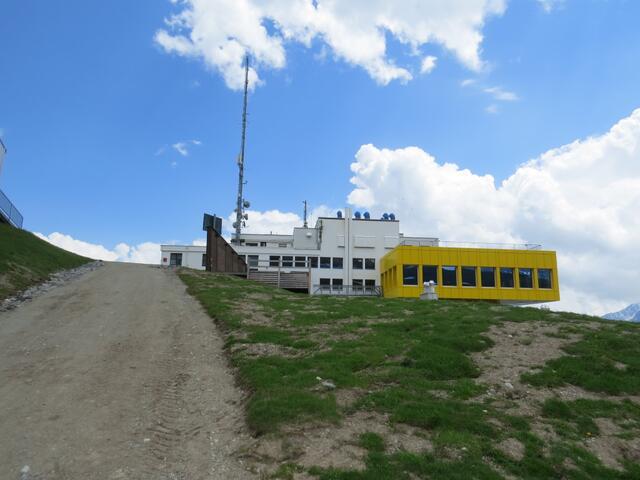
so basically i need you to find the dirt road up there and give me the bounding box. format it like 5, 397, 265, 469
0, 263, 255, 479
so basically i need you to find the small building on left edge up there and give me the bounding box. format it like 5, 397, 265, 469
0, 138, 24, 229
161, 207, 560, 305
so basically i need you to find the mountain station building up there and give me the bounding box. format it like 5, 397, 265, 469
161, 208, 559, 304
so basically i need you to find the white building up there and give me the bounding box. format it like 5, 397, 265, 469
160, 208, 437, 294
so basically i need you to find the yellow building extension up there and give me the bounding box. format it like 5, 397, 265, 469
380, 245, 559, 303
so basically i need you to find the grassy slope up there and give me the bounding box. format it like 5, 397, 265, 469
0, 223, 91, 299
180, 270, 640, 480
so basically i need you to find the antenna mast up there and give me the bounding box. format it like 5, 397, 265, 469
303, 200, 308, 228
233, 55, 250, 244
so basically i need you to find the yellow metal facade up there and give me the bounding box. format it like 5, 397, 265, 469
380, 246, 560, 303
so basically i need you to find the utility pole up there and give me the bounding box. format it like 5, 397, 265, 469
233, 55, 250, 244
303, 200, 308, 228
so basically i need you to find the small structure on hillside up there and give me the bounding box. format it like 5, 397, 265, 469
0, 139, 24, 229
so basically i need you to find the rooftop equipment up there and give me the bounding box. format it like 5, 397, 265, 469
382, 213, 389, 220
337, 210, 343, 218
389, 213, 396, 221
354, 211, 362, 219
363, 212, 370, 219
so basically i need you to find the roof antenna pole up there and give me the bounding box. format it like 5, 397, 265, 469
233, 54, 250, 244
303, 200, 308, 228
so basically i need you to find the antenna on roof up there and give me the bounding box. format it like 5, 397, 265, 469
233, 54, 251, 244
303, 200, 308, 228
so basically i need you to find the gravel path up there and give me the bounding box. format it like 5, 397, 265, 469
0, 262, 255, 480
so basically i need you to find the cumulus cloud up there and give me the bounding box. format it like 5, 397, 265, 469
537, 0, 564, 13
155, 0, 506, 90
225, 205, 336, 235
420, 56, 437, 75
34, 232, 162, 264
172, 139, 201, 157
484, 86, 518, 101
347, 108, 640, 315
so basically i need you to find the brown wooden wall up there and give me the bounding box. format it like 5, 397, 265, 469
205, 228, 247, 274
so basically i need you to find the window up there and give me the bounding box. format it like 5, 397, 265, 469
353, 279, 363, 291
333, 257, 343, 269
201, 254, 207, 267
500, 268, 514, 288
365, 279, 375, 287
169, 253, 182, 267
461, 266, 477, 287
269, 255, 280, 267
352, 258, 363, 269
519, 268, 533, 288
309, 257, 318, 268
248, 255, 259, 267
246, 242, 258, 247
260, 241, 267, 247
278, 242, 288, 248
282, 256, 293, 267
403, 265, 419, 285
442, 266, 457, 286
319, 278, 331, 286
538, 269, 552, 289
320, 257, 331, 269
422, 265, 437, 285
332, 278, 343, 290
295, 256, 306, 268
480, 267, 495, 287
365, 258, 376, 270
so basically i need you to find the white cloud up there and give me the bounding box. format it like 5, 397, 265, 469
537, 0, 564, 13
484, 86, 518, 101
420, 56, 437, 75
34, 232, 162, 265
485, 104, 499, 114
172, 139, 201, 157
460, 78, 476, 87
224, 205, 336, 235
155, 0, 507, 90
346, 108, 640, 315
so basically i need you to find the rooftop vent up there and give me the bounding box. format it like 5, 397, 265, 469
354, 211, 362, 219
363, 212, 370, 219
337, 210, 343, 218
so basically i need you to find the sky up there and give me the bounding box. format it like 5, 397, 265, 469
1, 0, 639, 315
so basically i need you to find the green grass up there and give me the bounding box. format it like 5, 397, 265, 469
179, 270, 640, 479
0, 223, 90, 299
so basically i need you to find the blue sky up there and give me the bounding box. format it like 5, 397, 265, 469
1, 0, 640, 314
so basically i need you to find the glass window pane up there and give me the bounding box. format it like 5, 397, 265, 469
353, 279, 363, 286
319, 278, 331, 285
500, 268, 514, 288
538, 269, 552, 289
403, 265, 418, 285
461, 266, 476, 287
365, 258, 376, 270
282, 256, 293, 267
352, 258, 363, 269
519, 268, 533, 288
309, 257, 318, 268
295, 256, 306, 267
320, 257, 331, 268
442, 266, 457, 286
365, 279, 375, 287
248, 255, 259, 267
423, 265, 438, 284
333, 257, 343, 269
481, 267, 495, 287
269, 255, 280, 267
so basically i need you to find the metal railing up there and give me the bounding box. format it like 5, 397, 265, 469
0, 188, 23, 228
313, 284, 382, 297
400, 239, 541, 250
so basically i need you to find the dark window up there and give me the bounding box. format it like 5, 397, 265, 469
353, 279, 363, 287
309, 257, 318, 268
278, 243, 288, 248
500, 268, 514, 288
333, 257, 343, 269
442, 266, 457, 286
481, 267, 496, 287
319, 278, 331, 286
352, 258, 363, 269
461, 266, 476, 287
403, 265, 419, 285
245, 242, 258, 247
295, 256, 306, 268
282, 256, 293, 267
365, 258, 376, 270
365, 279, 375, 287
332, 278, 343, 290
169, 253, 182, 266
201, 254, 207, 267
248, 255, 259, 268
538, 269, 552, 289
519, 268, 533, 288
320, 257, 331, 269
269, 255, 280, 267
422, 265, 438, 284
260, 241, 267, 247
